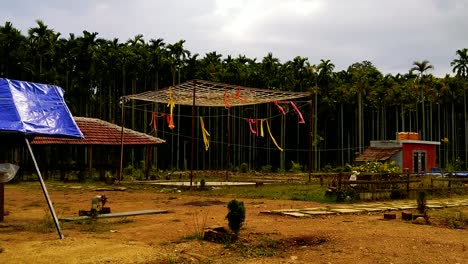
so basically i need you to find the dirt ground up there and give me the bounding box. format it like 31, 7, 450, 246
1, 182, 467, 264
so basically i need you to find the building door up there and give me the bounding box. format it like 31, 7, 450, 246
413, 151, 426, 173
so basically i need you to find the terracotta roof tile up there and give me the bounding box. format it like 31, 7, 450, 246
31, 117, 165, 146
355, 147, 401, 162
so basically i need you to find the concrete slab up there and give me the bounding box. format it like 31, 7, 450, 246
394, 205, 417, 210
443, 203, 460, 207
370, 207, 398, 211
426, 204, 445, 209
282, 212, 309, 217
270, 209, 301, 213
353, 207, 384, 212
302, 207, 329, 211
330, 208, 365, 214
60, 209, 170, 222
300, 210, 336, 215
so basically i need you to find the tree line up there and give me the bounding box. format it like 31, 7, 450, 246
1, 20, 467, 172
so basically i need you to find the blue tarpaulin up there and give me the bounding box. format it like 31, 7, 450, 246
0, 78, 83, 138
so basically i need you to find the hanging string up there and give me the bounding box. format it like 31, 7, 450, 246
265, 120, 284, 152
272, 100, 286, 115
231, 86, 246, 102
290, 101, 305, 124
246, 118, 258, 135
149, 112, 166, 132
199, 116, 210, 151
259, 119, 265, 137
224, 89, 230, 108
167, 87, 175, 129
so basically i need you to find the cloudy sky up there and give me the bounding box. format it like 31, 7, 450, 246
2, 0, 467, 76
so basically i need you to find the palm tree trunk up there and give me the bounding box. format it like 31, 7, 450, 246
465, 89, 467, 167
422, 95, 426, 140
340, 103, 344, 166
358, 92, 363, 153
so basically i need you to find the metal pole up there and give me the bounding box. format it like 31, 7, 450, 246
309, 97, 313, 182
226, 107, 231, 181
0, 183, 4, 222
25, 138, 64, 239
119, 98, 126, 182
190, 81, 196, 186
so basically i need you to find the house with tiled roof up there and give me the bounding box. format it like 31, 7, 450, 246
28, 117, 165, 180
355, 133, 440, 173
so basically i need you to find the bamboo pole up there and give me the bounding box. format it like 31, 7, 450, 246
190, 81, 196, 186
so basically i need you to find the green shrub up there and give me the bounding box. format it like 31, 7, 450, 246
417, 191, 427, 214
441, 210, 467, 229
336, 188, 358, 202
289, 161, 303, 173
260, 164, 272, 173
238, 163, 249, 173
226, 200, 245, 235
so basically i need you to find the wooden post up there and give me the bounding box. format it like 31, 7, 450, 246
0, 183, 4, 222
406, 172, 410, 197
190, 81, 196, 186
88, 145, 93, 176
338, 172, 342, 191
145, 145, 151, 180
119, 98, 126, 182
226, 107, 231, 181
448, 174, 452, 198
308, 94, 313, 182
430, 178, 434, 195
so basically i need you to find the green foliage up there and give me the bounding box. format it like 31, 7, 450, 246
417, 191, 427, 214
235, 237, 279, 257
438, 210, 468, 229
289, 161, 303, 173
122, 163, 144, 180
350, 161, 400, 174
238, 163, 249, 173
226, 200, 245, 235
336, 188, 358, 202
446, 157, 464, 172
185, 184, 333, 203
260, 164, 272, 173
276, 167, 286, 173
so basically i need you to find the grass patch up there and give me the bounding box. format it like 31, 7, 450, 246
430, 208, 468, 229
22, 201, 43, 208
67, 217, 135, 233
228, 233, 331, 258
231, 236, 279, 257
182, 184, 334, 203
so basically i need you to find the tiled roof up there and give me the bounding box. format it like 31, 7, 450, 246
31, 117, 165, 146
355, 147, 401, 162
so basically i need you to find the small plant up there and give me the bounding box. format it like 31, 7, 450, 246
417, 191, 427, 214
184, 210, 208, 240
336, 188, 358, 202
260, 164, 272, 173
226, 200, 245, 235
238, 163, 249, 173
289, 161, 303, 173
104, 171, 115, 184
276, 167, 286, 173
200, 178, 206, 189
440, 210, 467, 229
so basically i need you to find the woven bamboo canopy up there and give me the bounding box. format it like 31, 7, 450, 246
123, 79, 311, 107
